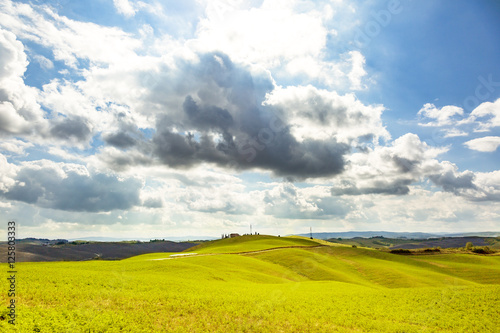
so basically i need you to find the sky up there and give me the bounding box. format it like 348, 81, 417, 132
1, 0, 500, 240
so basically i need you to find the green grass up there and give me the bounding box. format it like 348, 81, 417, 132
2, 235, 499, 332
185, 234, 321, 253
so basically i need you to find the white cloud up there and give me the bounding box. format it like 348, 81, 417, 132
0, 28, 46, 136
0, 1, 141, 67
464, 136, 500, 152
264, 85, 389, 144
416, 99, 500, 137
192, 0, 367, 90
418, 103, 464, 127
347, 51, 367, 90
0, 138, 33, 154
473, 170, 500, 201
443, 128, 468, 138
469, 98, 500, 132
0, 153, 17, 192
340, 188, 500, 232
113, 0, 138, 17
264, 183, 319, 218
336, 133, 448, 196
195, 0, 328, 68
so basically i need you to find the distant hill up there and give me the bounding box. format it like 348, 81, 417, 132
296, 231, 500, 239
389, 237, 492, 250
68, 236, 218, 242
296, 231, 440, 239
440, 232, 500, 237
324, 236, 500, 250
0, 240, 198, 262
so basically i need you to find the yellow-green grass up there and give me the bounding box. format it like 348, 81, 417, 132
184, 234, 322, 254
2, 236, 499, 332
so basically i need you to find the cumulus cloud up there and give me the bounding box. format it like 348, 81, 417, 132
39, 79, 124, 147
49, 116, 93, 143
196, 0, 329, 68
464, 136, 500, 152
416, 99, 500, 135
264, 84, 389, 144
333, 133, 447, 196
90, 52, 352, 179
0, 138, 33, 155
0, 1, 141, 67
264, 183, 349, 219
428, 162, 477, 195
427, 167, 500, 202
472, 170, 500, 201
103, 132, 138, 149
0, 156, 143, 212
0, 28, 45, 136
331, 179, 412, 196
418, 103, 464, 127
468, 98, 500, 132
177, 184, 256, 215
347, 51, 367, 90
0, 153, 17, 192
194, 0, 367, 90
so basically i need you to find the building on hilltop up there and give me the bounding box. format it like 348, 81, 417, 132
230, 233, 240, 238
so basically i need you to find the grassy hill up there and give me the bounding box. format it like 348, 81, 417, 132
2, 235, 499, 332
184, 234, 322, 254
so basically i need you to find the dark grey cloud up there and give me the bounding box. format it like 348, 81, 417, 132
392, 156, 419, 173
428, 170, 476, 195
183, 95, 234, 131
1, 163, 142, 212
50, 116, 92, 141
145, 52, 349, 179
152, 129, 223, 167
103, 131, 137, 148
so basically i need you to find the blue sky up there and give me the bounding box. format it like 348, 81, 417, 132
0, 0, 499, 239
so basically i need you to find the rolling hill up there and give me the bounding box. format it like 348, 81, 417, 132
3, 235, 499, 332
184, 234, 322, 254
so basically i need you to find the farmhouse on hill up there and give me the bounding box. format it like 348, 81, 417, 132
221, 233, 241, 239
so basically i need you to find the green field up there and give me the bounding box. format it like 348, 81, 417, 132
2, 235, 500, 332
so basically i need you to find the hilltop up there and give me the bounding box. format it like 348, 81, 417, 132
185, 234, 322, 254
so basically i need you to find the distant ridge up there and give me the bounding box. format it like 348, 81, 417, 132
294, 231, 500, 240
68, 236, 218, 242
0, 240, 198, 262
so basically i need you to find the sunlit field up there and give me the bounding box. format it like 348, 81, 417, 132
2, 235, 499, 332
